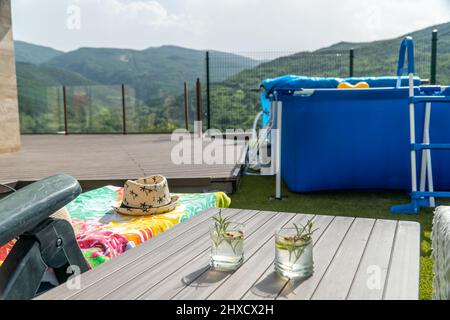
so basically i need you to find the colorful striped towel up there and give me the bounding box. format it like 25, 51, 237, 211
0, 186, 231, 269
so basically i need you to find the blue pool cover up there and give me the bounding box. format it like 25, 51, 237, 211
261, 75, 422, 94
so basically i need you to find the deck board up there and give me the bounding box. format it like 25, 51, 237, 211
276, 216, 354, 300
37, 209, 420, 300
0, 135, 243, 193
311, 218, 376, 300
346, 219, 398, 300
383, 221, 421, 300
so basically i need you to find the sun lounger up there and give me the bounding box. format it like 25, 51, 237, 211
0, 174, 89, 300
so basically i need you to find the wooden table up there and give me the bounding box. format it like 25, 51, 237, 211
38, 208, 420, 300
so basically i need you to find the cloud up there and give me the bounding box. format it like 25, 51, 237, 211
104, 0, 188, 27
343, 0, 450, 41
10, 0, 450, 52
157, 0, 450, 51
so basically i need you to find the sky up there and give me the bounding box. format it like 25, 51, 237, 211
11, 0, 450, 53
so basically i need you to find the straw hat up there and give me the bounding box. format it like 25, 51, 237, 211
112, 175, 179, 216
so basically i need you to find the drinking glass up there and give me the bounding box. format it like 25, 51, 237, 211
210, 222, 245, 271
274, 227, 313, 279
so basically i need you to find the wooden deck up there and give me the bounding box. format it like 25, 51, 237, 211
38, 208, 420, 300
0, 135, 243, 193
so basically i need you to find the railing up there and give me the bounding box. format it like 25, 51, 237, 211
18, 84, 198, 134
18, 29, 449, 134
207, 50, 351, 131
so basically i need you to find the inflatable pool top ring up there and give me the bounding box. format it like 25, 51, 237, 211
337, 82, 370, 89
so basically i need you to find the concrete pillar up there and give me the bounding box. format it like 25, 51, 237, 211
0, 0, 20, 153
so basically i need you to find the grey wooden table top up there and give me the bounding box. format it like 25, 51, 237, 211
38, 208, 420, 300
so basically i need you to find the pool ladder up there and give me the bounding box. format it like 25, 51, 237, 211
391, 37, 450, 214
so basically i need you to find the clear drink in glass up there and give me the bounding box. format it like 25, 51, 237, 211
274, 227, 314, 279
210, 222, 245, 271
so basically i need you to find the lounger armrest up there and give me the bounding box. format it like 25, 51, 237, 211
0, 174, 81, 247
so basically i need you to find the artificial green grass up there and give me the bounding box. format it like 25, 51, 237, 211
230, 175, 442, 300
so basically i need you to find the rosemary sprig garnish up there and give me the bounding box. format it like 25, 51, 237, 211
211, 210, 244, 254
277, 218, 318, 264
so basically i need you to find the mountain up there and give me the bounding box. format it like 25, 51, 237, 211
16, 62, 96, 86
14, 41, 63, 64
319, 21, 450, 52
43, 45, 259, 101
14, 41, 259, 133
14, 41, 259, 90
46, 45, 257, 84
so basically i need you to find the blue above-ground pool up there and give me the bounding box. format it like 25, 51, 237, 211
260, 76, 450, 193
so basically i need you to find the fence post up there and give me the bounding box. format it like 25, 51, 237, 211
195, 78, 202, 137
63, 85, 68, 135
430, 29, 438, 85
184, 81, 189, 131
121, 83, 126, 134
349, 49, 354, 77
206, 51, 211, 130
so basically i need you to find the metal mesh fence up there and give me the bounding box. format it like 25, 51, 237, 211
436, 29, 450, 85
352, 38, 431, 79
208, 51, 350, 131
208, 33, 444, 130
